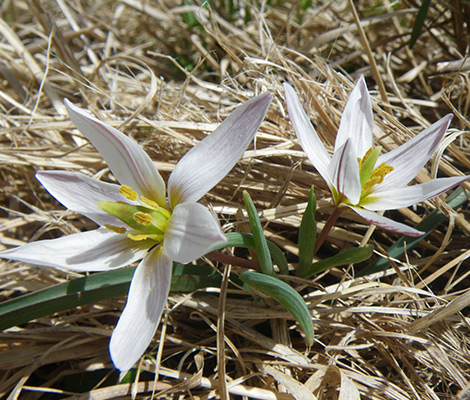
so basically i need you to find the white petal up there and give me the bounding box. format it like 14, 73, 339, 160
363, 176, 470, 211
328, 139, 361, 205
168, 93, 272, 208
347, 206, 424, 237
109, 246, 172, 371
0, 228, 150, 271
283, 83, 331, 183
163, 202, 227, 263
64, 100, 167, 207
37, 170, 128, 227
377, 114, 452, 190
335, 76, 373, 157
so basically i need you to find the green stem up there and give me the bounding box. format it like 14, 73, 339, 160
314, 207, 344, 254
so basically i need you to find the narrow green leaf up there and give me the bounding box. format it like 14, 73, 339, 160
240, 270, 314, 345
0, 264, 221, 332
171, 264, 223, 292
212, 232, 288, 275
359, 186, 468, 276
409, 0, 431, 49
302, 245, 374, 278
242, 191, 275, 276
297, 187, 317, 277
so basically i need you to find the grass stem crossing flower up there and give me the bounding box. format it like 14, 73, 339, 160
284, 76, 469, 238
0, 93, 272, 371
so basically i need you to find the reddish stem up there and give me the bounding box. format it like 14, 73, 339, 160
314, 206, 344, 254
206, 251, 261, 271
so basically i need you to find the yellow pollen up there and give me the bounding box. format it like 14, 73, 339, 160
128, 233, 148, 241
133, 212, 153, 225
358, 148, 374, 168
119, 185, 138, 201
141, 196, 158, 208
104, 224, 126, 234
363, 163, 394, 191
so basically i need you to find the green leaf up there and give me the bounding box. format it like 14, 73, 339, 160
297, 187, 317, 277
240, 270, 314, 345
300, 0, 312, 11
242, 191, 275, 276
302, 245, 374, 278
0, 264, 221, 332
171, 264, 223, 292
359, 186, 468, 276
409, 0, 431, 49
212, 232, 288, 275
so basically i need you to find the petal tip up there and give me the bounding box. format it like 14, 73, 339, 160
283, 81, 294, 92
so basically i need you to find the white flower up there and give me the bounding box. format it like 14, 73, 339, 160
0, 93, 272, 371
284, 76, 469, 236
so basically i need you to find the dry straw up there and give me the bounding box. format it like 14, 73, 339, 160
1, 0, 470, 399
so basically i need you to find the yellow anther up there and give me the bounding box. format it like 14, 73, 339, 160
363, 163, 394, 191
358, 148, 374, 168
119, 185, 138, 201
104, 224, 126, 234
141, 196, 158, 208
128, 233, 148, 241
133, 211, 153, 225
373, 163, 394, 183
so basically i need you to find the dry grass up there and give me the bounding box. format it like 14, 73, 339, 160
1, 0, 470, 399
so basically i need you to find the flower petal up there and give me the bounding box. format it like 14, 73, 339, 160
377, 114, 452, 190
0, 228, 150, 271
64, 100, 167, 207
109, 246, 171, 371
346, 205, 424, 237
168, 93, 272, 208
283, 83, 331, 183
363, 176, 470, 211
335, 76, 373, 157
328, 139, 361, 205
163, 202, 227, 263
37, 170, 128, 227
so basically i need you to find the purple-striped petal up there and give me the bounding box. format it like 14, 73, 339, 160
363, 175, 469, 211
347, 206, 424, 236
64, 100, 167, 207
109, 246, 171, 371
284, 83, 331, 183
328, 139, 361, 205
0, 228, 151, 271
377, 114, 452, 190
335, 76, 373, 157
36, 170, 128, 227
163, 202, 227, 263
168, 93, 272, 208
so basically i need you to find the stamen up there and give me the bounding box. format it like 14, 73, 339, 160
119, 185, 138, 201
358, 148, 374, 168
104, 224, 126, 234
133, 211, 153, 225
128, 233, 148, 241
141, 196, 158, 208
363, 163, 394, 191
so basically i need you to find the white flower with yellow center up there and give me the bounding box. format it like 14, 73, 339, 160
284, 76, 469, 236
0, 93, 272, 371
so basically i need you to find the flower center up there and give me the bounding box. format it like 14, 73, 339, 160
358, 146, 394, 195
99, 185, 171, 242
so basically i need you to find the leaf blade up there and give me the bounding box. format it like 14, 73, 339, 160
0, 264, 221, 331
242, 191, 275, 276
240, 270, 314, 345
304, 245, 374, 278
213, 232, 288, 275
297, 187, 317, 276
